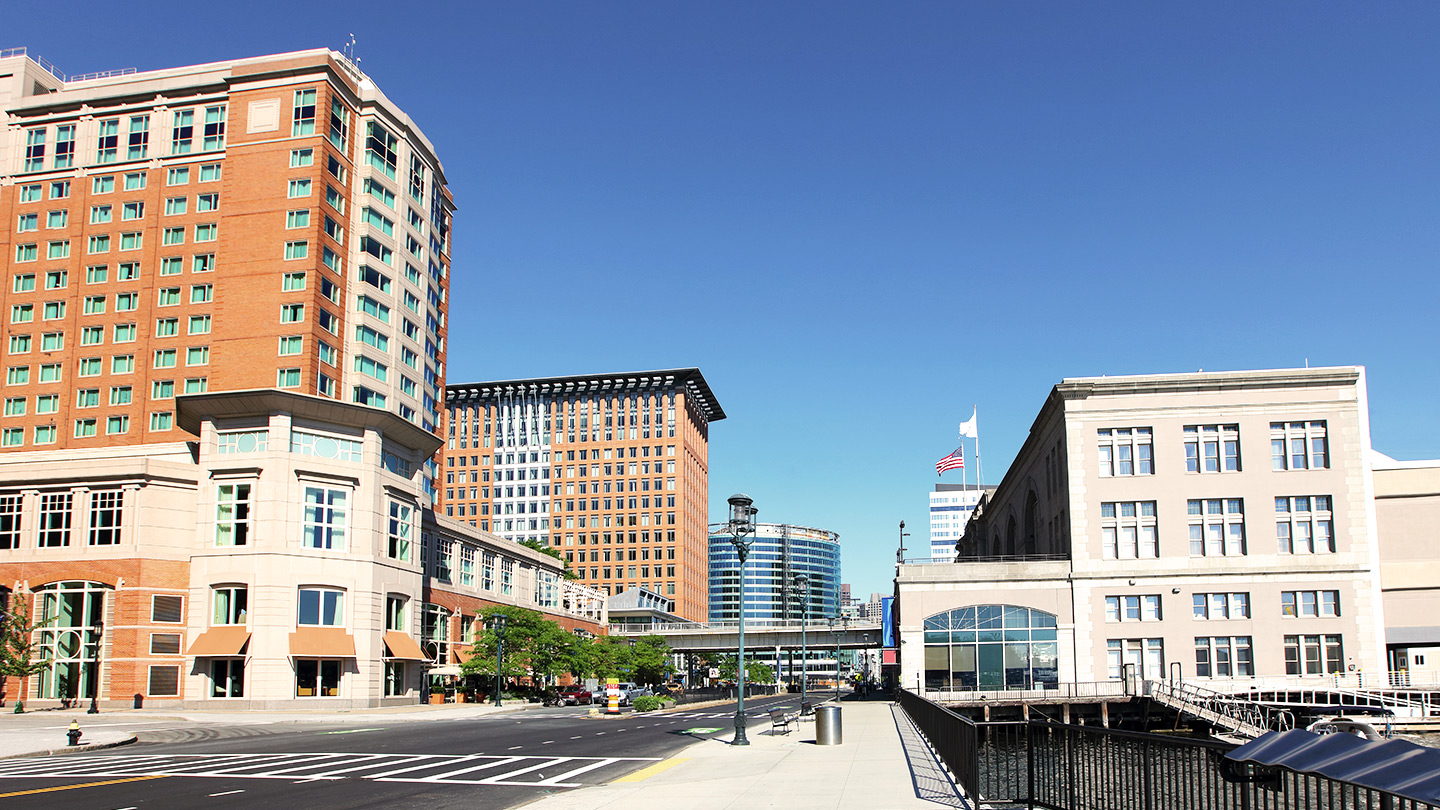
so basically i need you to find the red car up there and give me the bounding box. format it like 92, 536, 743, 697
557, 685, 593, 705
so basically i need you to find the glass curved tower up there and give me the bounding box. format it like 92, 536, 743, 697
708, 522, 840, 622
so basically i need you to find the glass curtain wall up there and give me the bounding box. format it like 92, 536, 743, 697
923, 605, 1059, 691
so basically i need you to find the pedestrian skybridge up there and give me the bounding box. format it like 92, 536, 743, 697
607, 619, 883, 653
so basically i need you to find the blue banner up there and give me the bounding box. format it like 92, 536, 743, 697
881, 596, 895, 648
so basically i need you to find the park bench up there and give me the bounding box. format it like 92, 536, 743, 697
768, 707, 795, 735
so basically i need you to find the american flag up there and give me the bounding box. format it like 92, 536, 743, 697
935, 446, 964, 476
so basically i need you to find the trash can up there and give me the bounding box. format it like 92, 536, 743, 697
816, 704, 842, 745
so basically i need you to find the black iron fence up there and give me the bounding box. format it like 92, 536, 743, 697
669, 683, 783, 705
896, 690, 1439, 810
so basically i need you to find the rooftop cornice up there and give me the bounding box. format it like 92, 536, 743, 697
1055, 366, 1361, 401
176, 388, 442, 456
447, 368, 725, 422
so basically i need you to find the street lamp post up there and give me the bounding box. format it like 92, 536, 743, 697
491, 614, 508, 708
723, 493, 758, 746
87, 621, 104, 714
793, 574, 811, 714
829, 615, 850, 702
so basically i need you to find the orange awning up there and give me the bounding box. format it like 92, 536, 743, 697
452, 644, 475, 664
186, 626, 251, 656
289, 627, 356, 657
382, 631, 429, 661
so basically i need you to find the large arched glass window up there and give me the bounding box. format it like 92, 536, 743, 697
32, 581, 110, 700
923, 605, 1058, 692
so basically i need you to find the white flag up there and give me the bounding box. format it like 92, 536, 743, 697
958, 408, 978, 439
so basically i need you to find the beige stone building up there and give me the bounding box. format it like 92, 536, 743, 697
0, 390, 604, 708
897, 366, 1394, 697
1373, 452, 1440, 682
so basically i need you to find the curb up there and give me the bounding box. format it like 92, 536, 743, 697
10, 734, 137, 760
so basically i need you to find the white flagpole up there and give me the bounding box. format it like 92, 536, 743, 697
972, 404, 982, 490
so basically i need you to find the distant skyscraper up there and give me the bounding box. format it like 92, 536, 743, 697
709, 522, 840, 622
840, 583, 853, 607
929, 484, 982, 560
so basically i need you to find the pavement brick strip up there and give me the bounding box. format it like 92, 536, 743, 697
0, 752, 660, 788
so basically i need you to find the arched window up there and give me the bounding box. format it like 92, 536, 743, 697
1005, 516, 1017, 552
31, 581, 110, 701
922, 605, 1059, 692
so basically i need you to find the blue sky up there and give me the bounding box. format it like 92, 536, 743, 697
11, 2, 1438, 600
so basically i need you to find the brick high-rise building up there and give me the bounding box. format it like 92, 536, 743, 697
0, 49, 606, 710
0, 47, 452, 485
444, 369, 724, 621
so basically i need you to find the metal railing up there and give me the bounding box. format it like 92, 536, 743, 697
896, 690, 1440, 809
1147, 680, 1286, 739
608, 618, 881, 635
922, 680, 1131, 704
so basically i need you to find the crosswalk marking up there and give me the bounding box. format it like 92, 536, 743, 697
0, 752, 660, 789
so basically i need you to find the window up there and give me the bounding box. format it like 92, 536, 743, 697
36, 394, 57, 414
86, 265, 108, 284
160, 257, 183, 275
184, 378, 208, 394
47, 240, 70, 260
1282, 590, 1340, 618
1106, 638, 1164, 680
296, 659, 340, 698
14, 244, 37, 263
290, 148, 314, 168
292, 89, 317, 136
287, 209, 310, 229
1284, 634, 1343, 675
165, 197, 187, 216
111, 355, 133, 374
19, 184, 42, 202
326, 154, 347, 184
202, 105, 226, 150
186, 346, 209, 366
8, 335, 30, 353
357, 295, 390, 323
279, 335, 303, 355
112, 323, 134, 342
13, 274, 35, 293
211, 659, 244, 698
281, 303, 305, 323
118, 263, 139, 280
16, 213, 38, 232
354, 355, 387, 382
75, 418, 98, 437
158, 287, 181, 306
0, 495, 21, 544
155, 318, 178, 337
1188, 498, 1246, 556
364, 178, 394, 207
1193, 593, 1250, 620
50, 181, 70, 199
122, 201, 144, 221
43, 301, 66, 320
88, 235, 110, 254
284, 241, 309, 260
188, 315, 211, 335
123, 172, 146, 191
96, 119, 119, 162
93, 176, 115, 195
325, 214, 343, 242
362, 207, 394, 236
297, 587, 344, 626
302, 486, 348, 550
1272, 421, 1329, 470
152, 380, 174, 399
192, 254, 215, 273
109, 386, 131, 405
154, 349, 177, 368
4, 398, 24, 416
277, 368, 301, 388
288, 178, 312, 198
388, 502, 413, 561
217, 430, 266, 453
171, 109, 194, 153
322, 246, 341, 272
1195, 637, 1254, 677
191, 284, 213, 303
216, 483, 253, 546
44, 270, 66, 290
366, 122, 398, 179
46, 210, 68, 229
150, 411, 173, 431
1276, 495, 1335, 554
54, 124, 75, 168
116, 292, 138, 311
88, 491, 122, 545
41, 332, 63, 352
501, 558, 515, 595
126, 115, 150, 160
1184, 424, 1241, 473
359, 265, 391, 293
214, 586, 248, 625
360, 236, 392, 265
1100, 501, 1158, 559
38, 363, 61, 382
199, 163, 222, 182
168, 166, 190, 185
38, 492, 72, 547
329, 99, 350, 150
1104, 595, 1162, 622
162, 227, 185, 246
106, 416, 129, 435
326, 184, 346, 213
33, 425, 56, 444
6, 366, 29, 386
283, 271, 307, 291
23, 128, 47, 171
194, 223, 217, 242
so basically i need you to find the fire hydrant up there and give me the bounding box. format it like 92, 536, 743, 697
66, 720, 82, 746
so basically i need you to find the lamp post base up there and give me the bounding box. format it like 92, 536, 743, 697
732, 711, 750, 746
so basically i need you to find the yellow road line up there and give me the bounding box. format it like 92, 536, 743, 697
0, 775, 168, 798
613, 757, 689, 783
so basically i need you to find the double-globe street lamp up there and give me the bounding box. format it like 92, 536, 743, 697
792, 573, 811, 714
87, 621, 104, 714
721, 493, 758, 746
828, 615, 850, 702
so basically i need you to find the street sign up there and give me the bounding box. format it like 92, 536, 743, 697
708, 667, 720, 678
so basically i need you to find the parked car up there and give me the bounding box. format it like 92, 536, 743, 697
660, 681, 684, 697
557, 685, 592, 705
614, 682, 649, 705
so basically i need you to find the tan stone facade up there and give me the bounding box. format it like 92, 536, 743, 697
1373, 455, 1440, 681
444, 370, 723, 622
897, 367, 1392, 696
0, 391, 604, 709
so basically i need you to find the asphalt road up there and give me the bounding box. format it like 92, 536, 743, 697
0, 694, 799, 810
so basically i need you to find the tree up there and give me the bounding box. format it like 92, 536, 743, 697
712, 653, 774, 684
0, 599, 47, 711
590, 636, 634, 680
460, 606, 588, 689
630, 635, 674, 685
518, 539, 577, 581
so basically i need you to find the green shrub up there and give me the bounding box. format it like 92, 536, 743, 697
632, 695, 664, 712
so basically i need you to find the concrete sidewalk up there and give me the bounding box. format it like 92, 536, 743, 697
518, 699, 968, 810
